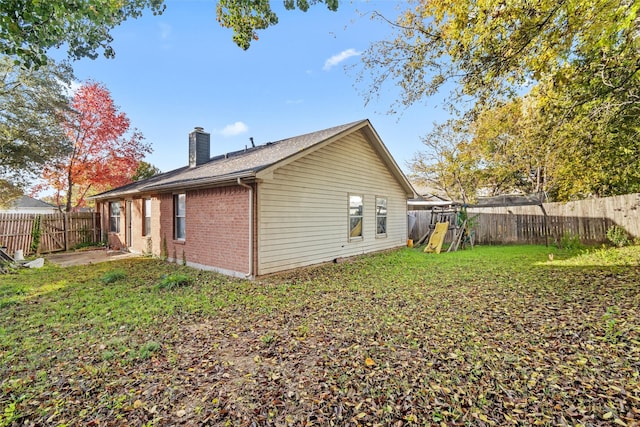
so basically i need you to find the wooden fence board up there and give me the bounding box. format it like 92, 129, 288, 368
0, 212, 101, 256
409, 193, 640, 246
0, 213, 34, 255
465, 193, 639, 245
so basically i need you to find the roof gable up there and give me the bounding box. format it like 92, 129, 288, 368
8, 195, 56, 209
92, 120, 415, 199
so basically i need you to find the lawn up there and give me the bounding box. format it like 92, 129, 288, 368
1, 245, 639, 426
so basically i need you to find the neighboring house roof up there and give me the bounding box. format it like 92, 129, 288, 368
408, 182, 455, 208
6, 196, 56, 209
473, 192, 547, 208
92, 120, 416, 200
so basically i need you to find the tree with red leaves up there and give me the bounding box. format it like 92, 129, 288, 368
37, 81, 151, 212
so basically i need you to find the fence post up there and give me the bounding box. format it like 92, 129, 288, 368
64, 213, 69, 251
94, 212, 98, 244
539, 204, 549, 247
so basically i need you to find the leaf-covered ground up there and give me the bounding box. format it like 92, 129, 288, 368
1, 245, 639, 426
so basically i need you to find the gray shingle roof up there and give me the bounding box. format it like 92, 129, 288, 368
92, 120, 368, 199
9, 196, 56, 209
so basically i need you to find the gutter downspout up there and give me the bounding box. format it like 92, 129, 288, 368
237, 178, 254, 278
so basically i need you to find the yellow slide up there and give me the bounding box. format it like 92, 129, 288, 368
424, 222, 449, 254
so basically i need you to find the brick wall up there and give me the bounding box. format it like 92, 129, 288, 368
157, 185, 251, 274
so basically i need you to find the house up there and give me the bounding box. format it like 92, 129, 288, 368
408, 183, 456, 210
1, 195, 58, 214
91, 120, 415, 278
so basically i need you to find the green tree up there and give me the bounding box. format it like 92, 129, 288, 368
417, 82, 640, 202
471, 97, 551, 196
373, 0, 639, 201
360, 0, 639, 113
1, 0, 341, 67
132, 161, 161, 181
0, 56, 74, 204
0, 0, 165, 68
216, 0, 339, 50
409, 120, 482, 204
36, 81, 151, 212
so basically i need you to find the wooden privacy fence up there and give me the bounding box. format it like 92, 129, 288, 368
0, 212, 101, 257
408, 193, 640, 246
466, 193, 640, 245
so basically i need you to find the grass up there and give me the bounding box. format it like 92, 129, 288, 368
100, 269, 127, 284
0, 244, 639, 426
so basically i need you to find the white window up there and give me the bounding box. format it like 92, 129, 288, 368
349, 194, 363, 240
109, 202, 120, 233
174, 194, 186, 240
376, 197, 387, 237
143, 198, 151, 236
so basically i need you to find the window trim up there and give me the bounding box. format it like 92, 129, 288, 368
109, 201, 121, 234
174, 193, 186, 241
143, 198, 152, 237
348, 193, 364, 241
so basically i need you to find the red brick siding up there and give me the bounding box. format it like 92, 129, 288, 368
157, 186, 250, 274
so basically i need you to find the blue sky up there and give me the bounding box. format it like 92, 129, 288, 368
61, 0, 450, 175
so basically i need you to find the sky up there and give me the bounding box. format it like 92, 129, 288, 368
58, 0, 451, 175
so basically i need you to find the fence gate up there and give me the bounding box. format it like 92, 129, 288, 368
39, 214, 66, 253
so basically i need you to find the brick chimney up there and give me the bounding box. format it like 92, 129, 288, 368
189, 127, 210, 167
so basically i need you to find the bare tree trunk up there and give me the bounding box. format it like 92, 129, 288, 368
65, 168, 73, 213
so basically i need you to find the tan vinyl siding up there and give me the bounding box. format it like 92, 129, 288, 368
257, 130, 407, 275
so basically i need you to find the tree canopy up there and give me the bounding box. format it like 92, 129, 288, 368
389, 0, 640, 201
0, 0, 166, 68
360, 0, 639, 113
216, 0, 339, 50
35, 82, 151, 212
132, 161, 162, 181
410, 83, 640, 202
0, 56, 74, 204
0, 0, 340, 67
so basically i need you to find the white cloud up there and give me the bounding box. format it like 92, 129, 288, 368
285, 99, 304, 105
219, 121, 249, 137
323, 48, 361, 71
158, 22, 172, 40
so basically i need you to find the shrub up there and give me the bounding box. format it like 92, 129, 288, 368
101, 269, 126, 284
606, 225, 630, 248
158, 273, 192, 290
30, 215, 42, 255
559, 231, 583, 250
